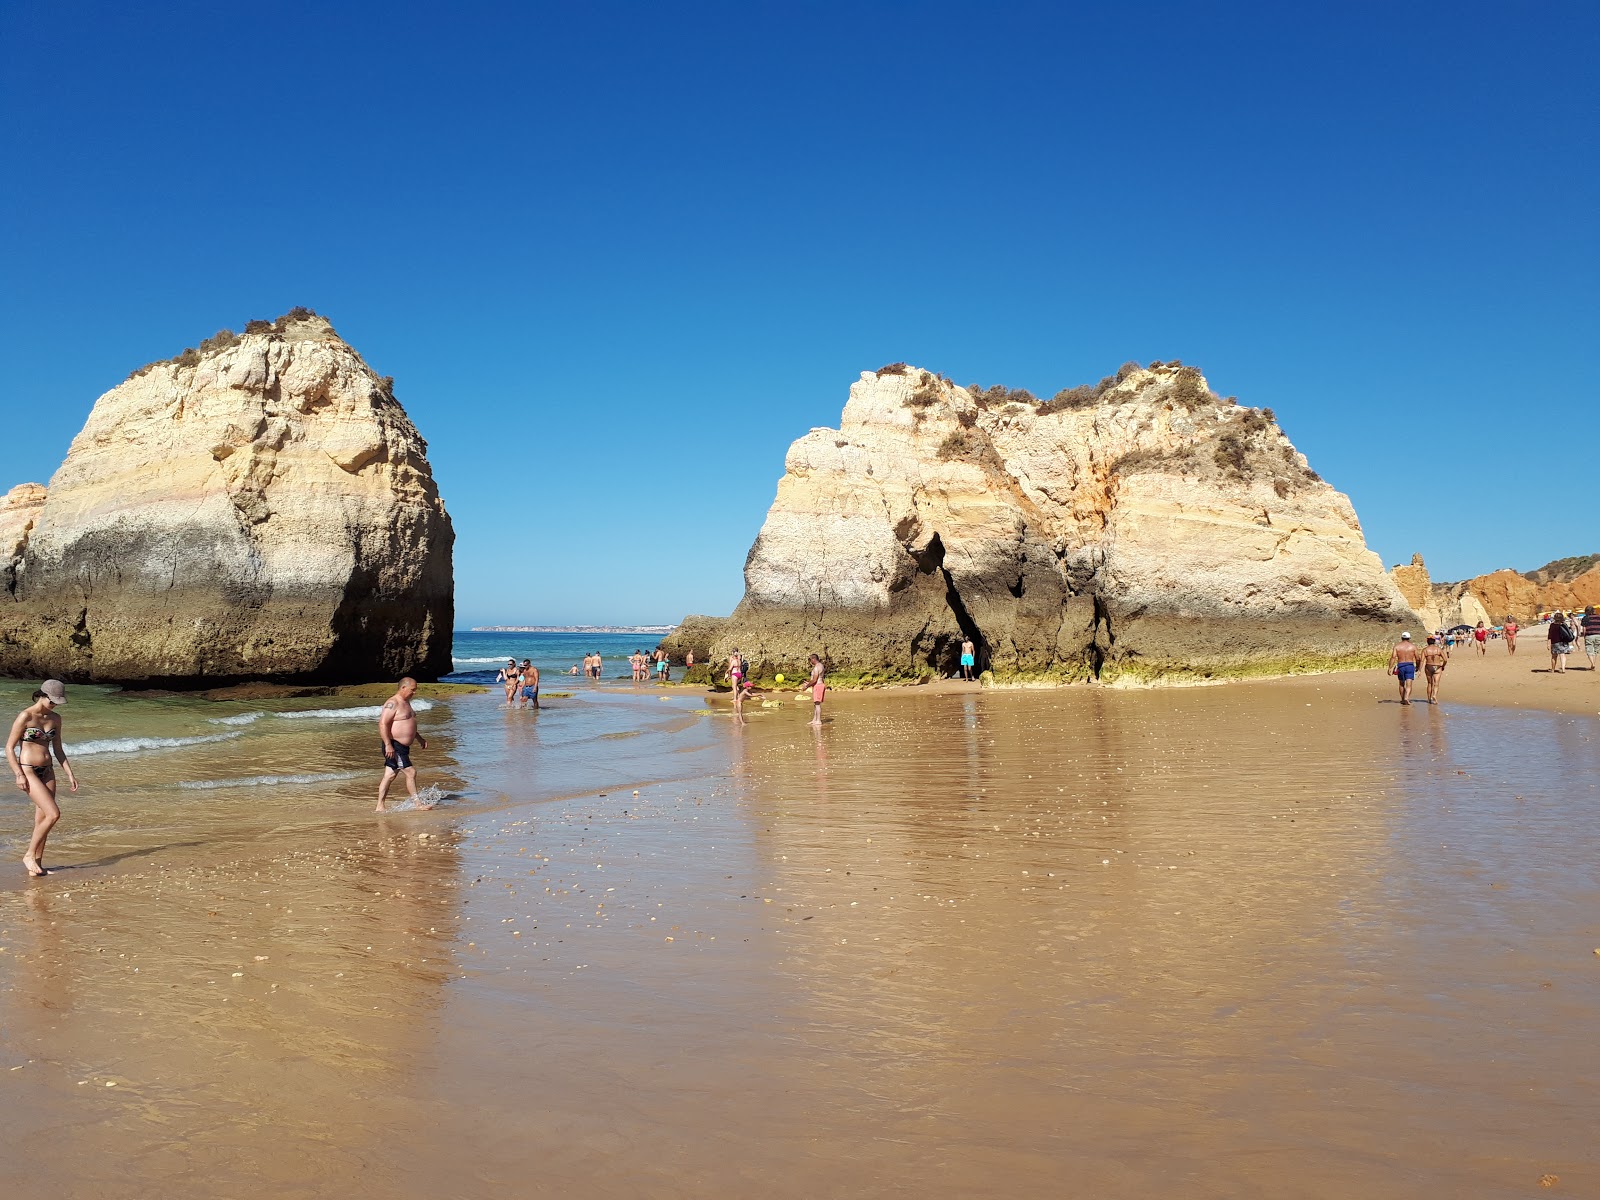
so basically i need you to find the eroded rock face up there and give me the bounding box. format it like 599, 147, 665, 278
667, 364, 1417, 683
1400, 554, 1600, 626
0, 313, 453, 684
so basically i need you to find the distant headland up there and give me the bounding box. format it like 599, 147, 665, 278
472, 625, 678, 635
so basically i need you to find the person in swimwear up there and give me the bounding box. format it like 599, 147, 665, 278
497, 658, 519, 705
1387, 632, 1422, 705
959, 637, 976, 681
1421, 635, 1450, 704
1582, 606, 1600, 672
377, 677, 430, 812
1503, 618, 1519, 654
1473, 621, 1489, 656
6, 680, 79, 877
518, 659, 540, 709
728, 650, 745, 717
797, 653, 826, 726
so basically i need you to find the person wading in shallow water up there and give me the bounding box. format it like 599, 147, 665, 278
797, 653, 826, 727
377, 677, 431, 812
1387, 632, 1422, 705
6, 680, 79, 877
1421, 635, 1450, 704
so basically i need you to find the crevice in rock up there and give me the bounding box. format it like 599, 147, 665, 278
70, 607, 93, 655
940, 565, 988, 675
1007, 572, 1025, 599
1089, 593, 1114, 679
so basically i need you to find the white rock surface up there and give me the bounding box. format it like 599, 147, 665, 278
0, 313, 453, 683
670, 364, 1418, 682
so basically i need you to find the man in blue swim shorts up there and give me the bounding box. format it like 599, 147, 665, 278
1387, 632, 1422, 706
517, 659, 539, 709
959, 637, 976, 681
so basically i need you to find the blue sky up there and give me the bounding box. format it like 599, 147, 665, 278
2, 2, 1594, 626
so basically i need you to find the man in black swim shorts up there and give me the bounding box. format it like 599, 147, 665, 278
377, 677, 430, 811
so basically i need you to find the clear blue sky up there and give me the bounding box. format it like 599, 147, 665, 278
3, 2, 1594, 627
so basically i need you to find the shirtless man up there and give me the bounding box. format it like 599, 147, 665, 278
518, 659, 540, 709
1387, 632, 1422, 705
1503, 618, 1519, 654
1421, 635, 1450, 704
959, 637, 976, 681
377, 678, 430, 812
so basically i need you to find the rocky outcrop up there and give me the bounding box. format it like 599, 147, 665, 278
1396, 553, 1600, 626
0, 311, 453, 684
667, 363, 1419, 684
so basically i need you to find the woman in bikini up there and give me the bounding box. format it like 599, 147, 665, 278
497, 659, 519, 705
6, 680, 79, 877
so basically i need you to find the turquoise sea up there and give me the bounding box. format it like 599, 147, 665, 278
445, 629, 673, 684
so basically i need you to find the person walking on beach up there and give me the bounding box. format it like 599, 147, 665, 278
797, 653, 826, 726
1582, 606, 1600, 671
377, 678, 430, 812
1388, 632, 1422, 705
728, 650, 746, 717
518, 659, 540, 709
1421, 635, 1450, 704
1504, 618, 1519, 654
1548, 612, 1574, 674
1473, 621, 1489, 656
959, 637, 976, 681
6, 681, 78, 877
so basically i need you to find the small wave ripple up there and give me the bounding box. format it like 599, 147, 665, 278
74, 731, 247, 757
177, 770, 365, 791
207, 698, 435, 726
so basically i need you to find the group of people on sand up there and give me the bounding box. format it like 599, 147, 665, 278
629, 649, 672, 683
1545, 606, 1600, 674
1387, 606, 1600, 705
495, 659, 541, 708
725, 649, 827, 726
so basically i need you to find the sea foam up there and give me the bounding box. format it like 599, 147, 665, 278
178, 770, 365, 790
207, 698, 435, 726
73, 731, 247, 757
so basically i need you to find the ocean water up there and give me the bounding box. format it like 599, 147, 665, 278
0, 629, 714, 861
447, 629, 675, 684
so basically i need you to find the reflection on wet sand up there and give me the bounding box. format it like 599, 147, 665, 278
2, 828, 464, 1198
2, 680, 1596, 1198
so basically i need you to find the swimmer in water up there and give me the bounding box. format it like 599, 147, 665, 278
5, 680, 79, 877
377, 677, 430, 812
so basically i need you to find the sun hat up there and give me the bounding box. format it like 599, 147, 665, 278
40, 679, 67, 704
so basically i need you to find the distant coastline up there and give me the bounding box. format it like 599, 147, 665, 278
470, 624, 678, 634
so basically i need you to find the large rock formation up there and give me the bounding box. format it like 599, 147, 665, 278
667, 363, 1419, 684
0, 311, 453, 684
1392, 553, 1600, 627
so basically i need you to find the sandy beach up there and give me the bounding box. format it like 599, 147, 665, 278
2, 659, 1597, 1199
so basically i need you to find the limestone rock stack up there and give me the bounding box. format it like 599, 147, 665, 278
0, 311, 454, 684
667, 363, 1418, 683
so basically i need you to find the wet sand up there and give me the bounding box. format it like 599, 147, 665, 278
2, 680, 1597, 1198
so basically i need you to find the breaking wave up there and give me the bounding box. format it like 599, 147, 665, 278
73, 731, 247, 757
207, 698, 435, 726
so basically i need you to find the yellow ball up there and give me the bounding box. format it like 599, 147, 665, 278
774, 673, 785, 683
